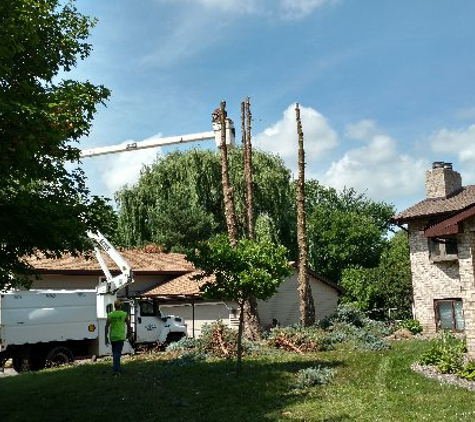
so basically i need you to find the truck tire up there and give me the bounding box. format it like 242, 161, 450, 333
166, 332, 185, 344
45, 347, 74, 368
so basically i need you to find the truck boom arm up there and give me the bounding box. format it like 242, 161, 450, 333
80, 118, 235, 158
86, 231, 134, 294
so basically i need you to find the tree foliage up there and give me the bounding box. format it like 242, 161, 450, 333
340, 230, 412, 320
115, 148, 294, 252
0, 0, 113, 289
186, 234, 292, 372
304, 180, 395, 281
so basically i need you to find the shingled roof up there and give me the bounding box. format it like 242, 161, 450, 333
143, 271, 209, 297
391, 185, 475, 225
142, 267, 343, 298
26, 248, 194, 275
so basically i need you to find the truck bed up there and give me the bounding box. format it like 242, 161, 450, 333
0, 290, 99, 347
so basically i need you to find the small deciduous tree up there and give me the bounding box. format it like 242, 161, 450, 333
186, 235, 292, 373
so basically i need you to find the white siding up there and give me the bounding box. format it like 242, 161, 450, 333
258, 271, 339, 328
160, 301, 235, 338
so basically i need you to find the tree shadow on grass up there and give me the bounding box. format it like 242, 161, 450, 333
0, 354, 348, 422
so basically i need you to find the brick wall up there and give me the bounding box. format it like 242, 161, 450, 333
408, 217, 475, 357
425, 165, 462, 198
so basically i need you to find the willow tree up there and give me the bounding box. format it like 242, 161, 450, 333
115, 149, 294, 252
295, 103, 315, 326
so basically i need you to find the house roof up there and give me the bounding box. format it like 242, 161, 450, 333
26, 248, 194, 275
142, 267, 343, 298
142, 271, 209, 298
391, 185, 475, 224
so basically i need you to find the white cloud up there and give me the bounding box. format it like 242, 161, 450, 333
455, 107, 475, 121
254, 111, 427, 203
279, 0, 337, 19
191, 0, 260, 13
321, 122, 427, 202
98, 135, 165, 196
344, 119, 380, 141
166, 0, 334, 19
429, 124, 475, 165
253, 104, 338, 177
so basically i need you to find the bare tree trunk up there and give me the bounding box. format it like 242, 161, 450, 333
244, 97, 254, 240
295, 103, 315, 326
217, 100, 238, 246
236, 301, 244, 374
241, 97, 261, 341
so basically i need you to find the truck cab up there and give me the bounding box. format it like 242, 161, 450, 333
123, 299, 187, 346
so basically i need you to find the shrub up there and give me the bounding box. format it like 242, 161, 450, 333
317, 304, 391, 351
318, 304, 368, 329
458, 361, 475, 381
398, 319, 423, 335
166, 336, 202, 352
294, 365, 336, 389
419, 330, 466, 374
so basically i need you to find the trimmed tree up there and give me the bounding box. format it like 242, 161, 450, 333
295, 103, 315, 326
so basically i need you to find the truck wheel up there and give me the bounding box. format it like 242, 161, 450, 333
45, 347, 74, 368
166, 333, 185, 344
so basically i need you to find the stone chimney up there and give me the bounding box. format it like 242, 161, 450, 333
425, 162, 462, 199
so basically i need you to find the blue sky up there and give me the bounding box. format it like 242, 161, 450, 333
71, 0, 475, 214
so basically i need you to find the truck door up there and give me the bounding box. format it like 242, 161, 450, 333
134, 300, 162, 344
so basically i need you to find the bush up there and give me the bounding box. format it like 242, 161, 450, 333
317, 304, 391, 351
294, 365, 336, 389
398, 319, 423, 335
419, 330, 466, 374
318, 304, 368, 329
458, 361, 475, 381
166, 336, 202, 352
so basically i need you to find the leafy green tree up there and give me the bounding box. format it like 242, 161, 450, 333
303, 181, 395, 281
340, 230, 412, 320
186, 234, 292, 372
378, 230, 412, 319
0, 0, 112, 289
115, 148, 294, 251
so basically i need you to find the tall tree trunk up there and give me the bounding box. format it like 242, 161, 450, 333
243, 97, 254, 240
241, 97, 261, 341
295, 103, 315, 326
217, 101, 238, 246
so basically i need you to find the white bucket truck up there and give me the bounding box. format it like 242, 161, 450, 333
0, 231, 187, 372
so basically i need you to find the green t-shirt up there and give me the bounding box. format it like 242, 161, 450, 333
108, 310, 128, 342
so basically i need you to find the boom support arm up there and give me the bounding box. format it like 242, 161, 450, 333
80, 118, 235, 158
87, 231, 134, 294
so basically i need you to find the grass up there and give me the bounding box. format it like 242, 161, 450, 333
1, 340, 475, 421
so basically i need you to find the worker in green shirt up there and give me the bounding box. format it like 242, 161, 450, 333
105, 299, 131, 375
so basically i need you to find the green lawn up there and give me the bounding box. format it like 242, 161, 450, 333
1, 340, 474, 422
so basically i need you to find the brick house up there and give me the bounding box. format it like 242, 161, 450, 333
391, 162, 475, 356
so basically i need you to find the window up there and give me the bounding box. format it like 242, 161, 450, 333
434, 299, 464, 332
428, 237, 458, 261
139, 300, 159, 317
